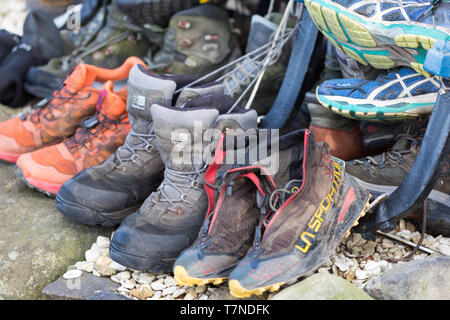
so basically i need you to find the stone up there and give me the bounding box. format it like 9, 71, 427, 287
151, 278, 167, 291
96, 236, 110, 249
172, 287, 187, 299
42, 272, 120, 300
270, 274, 373, 300
85, 248, 102, 263
115, 271, 131, 281
138, 284, 154, 299
88, 290, 133, 300
138, 273, 155, 284
75, 261, 94, 273
195, 285, 207, 294
162, 286, 177, 296
396, 230, 412, 241
0, 146, 112, 299
63, 270, 83, 280
381, 238, 395, 249
184, 288, 197, 300
405, 221, 416, 233
121, 279, 136, 290
438, 244, 450, 256
164, 276, 176, 287
109, 261, 127, 272
365, 256, 450, 300
355, 269, 371, 280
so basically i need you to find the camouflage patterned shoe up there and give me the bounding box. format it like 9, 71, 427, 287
25, 2, 152, 97
151, 4, 241, 77
116, 0, 226, 27
227, 130, 371, 298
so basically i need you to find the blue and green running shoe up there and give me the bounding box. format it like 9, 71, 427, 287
316, 67, 441, 120
305, 0, 450, 76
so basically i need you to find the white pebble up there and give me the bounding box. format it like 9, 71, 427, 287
138, 273, 156, 284
162, 286, 177, 296
75, 261, 94, 273
85, 248, 102, 263
96, 236, 110, 249
109, 261, 127, 272
63, 269, 83, 280
438, 244, 450, 256
151, 279, 167, 291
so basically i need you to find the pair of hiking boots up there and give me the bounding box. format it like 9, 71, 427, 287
0, 57, 148, 195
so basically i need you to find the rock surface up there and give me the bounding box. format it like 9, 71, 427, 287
42, 272, 120, 300
365, 256, 450, 300
0, 103, 112, 300
270, 273, 373, 300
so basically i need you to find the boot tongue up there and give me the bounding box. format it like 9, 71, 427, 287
64, 64, 97, 92
126, 64, 177, 133
175, 82, 224, 107
151, 103, 219, 171
115, 64, 178, 162
97, 81, 127, 120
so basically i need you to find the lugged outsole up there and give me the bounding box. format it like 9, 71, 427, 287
174, 265, 227, 287
304, 0, 448, 76
229, 279, 285, 299
229, 197, 371, 299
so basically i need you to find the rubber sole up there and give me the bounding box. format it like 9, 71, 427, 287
305, 0, 450, 76
15, 166, 58, 197
316, 88, 437, 121
109, 242, 174, 273
55, 195, 138, 227
0, 151, 21, 163
228, 197, 371, 298
173, 265, 227, 287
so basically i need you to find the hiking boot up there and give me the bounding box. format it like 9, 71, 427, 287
173, 129, 280, 286
56, 65, 224, 227
151, 4, 241, 77
223, 13, 295, 115
109, 95, 258, 272
305, 0, 450, 76
316, 67, 441, 121
16, 81, 130, 196
0, 30, 21, 65
116, 0, 225, 27
346, 125, 450, 237
0, 57, 143, 163
226, 130, 371, 298
25, 2, 152, 97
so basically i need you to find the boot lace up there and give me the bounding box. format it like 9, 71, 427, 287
114, 129, 156, 165
351, 134, 420, 168
65, 112, 126, 154
150, 166, 206, 213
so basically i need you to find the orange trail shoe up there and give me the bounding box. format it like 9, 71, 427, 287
0, 56, 144, 163
16, 81, 130, 196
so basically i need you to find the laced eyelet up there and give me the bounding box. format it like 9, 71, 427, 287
191, 181, 200, 189
145, 144, 153, 152
180, 194, 188, 201
131, 154, 139, 163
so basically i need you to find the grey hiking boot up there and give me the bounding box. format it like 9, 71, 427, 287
109, 95, 258, 272
151, 4, 241, 77
56, 64, 224, 227
25, 2, 153, 97
223, 13, 296, 115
